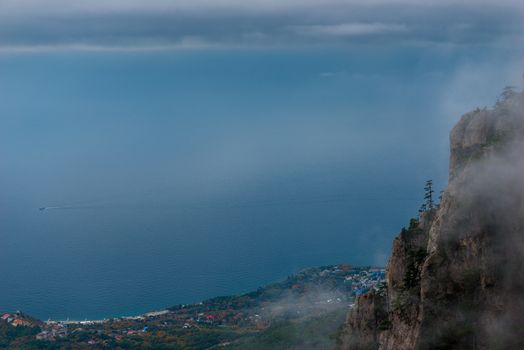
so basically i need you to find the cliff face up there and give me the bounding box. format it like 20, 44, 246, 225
336, 92, 524, 350
336, 290, 388, 350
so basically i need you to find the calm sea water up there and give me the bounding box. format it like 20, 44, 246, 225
0, 49, 461, 320
0, 197, 416, 320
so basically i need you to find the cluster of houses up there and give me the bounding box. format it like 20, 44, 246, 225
1, 311, 70, 342
36, 322, 68, 340
1, 312, 34, 327
344, 268, 386, 296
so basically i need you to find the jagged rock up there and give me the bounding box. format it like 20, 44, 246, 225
335, 291, 388, 350
336, 92, 524, 350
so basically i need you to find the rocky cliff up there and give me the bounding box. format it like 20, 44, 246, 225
336, 90, 524, 350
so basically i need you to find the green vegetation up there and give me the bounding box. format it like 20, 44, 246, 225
0, 316, 41, 349
403, 248, 427, 290
223, 309, 347, 350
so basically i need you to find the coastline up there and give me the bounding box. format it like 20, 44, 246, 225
2, 264, 385, 347
47, 309, 172, 325
15, 264, 385, 324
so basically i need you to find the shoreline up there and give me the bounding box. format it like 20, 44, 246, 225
46, 309, 172, 325
19, 264, 384, 325
4, 264, 385, 347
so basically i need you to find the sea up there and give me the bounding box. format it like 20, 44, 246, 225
0, 197, 415, 320
0, 48, 458, 320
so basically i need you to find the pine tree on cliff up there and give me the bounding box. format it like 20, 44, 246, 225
424, 180, 434, 210
418, 203, 427, 215
496, 85, 517, 109
501, 85, 516, 101
419, 180, 434, 215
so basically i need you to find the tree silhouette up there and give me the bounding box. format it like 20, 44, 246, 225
419, 180, 435, 215
496, 86, 517, 109
424, 180, 435, 210
501, 86, 516, 101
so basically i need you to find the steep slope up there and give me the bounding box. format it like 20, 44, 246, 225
336, 91, 524, 350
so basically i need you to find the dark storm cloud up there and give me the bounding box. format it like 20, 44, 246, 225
0, 0, 523, 52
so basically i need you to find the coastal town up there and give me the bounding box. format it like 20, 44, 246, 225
0, 265, 385, 349
1, 313, 35, 328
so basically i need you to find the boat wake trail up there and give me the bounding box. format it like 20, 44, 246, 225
38, 205, 100, 212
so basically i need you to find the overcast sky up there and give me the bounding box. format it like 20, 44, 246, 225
1, 0, 524, 52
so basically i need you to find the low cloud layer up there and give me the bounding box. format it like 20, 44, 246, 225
289, 23, 408, 37
1, 0, 524, 52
